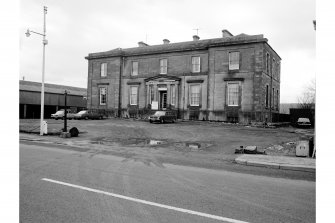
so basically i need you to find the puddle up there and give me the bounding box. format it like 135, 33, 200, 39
148, 140, 164, 145
186, 142, 201, 150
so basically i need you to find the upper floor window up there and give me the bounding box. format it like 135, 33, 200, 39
132, 61, 138, 76
266, 53, 270, 74
99, 87, 107, 105
277, 61, 281, 81
227, 82, 239, 106
272, 58, 276, 76
191, 56, 200, 73
130, 86, 138, 105
190, 84, 200, 106
229, 52, 240, 70
101, 63, 107, 77
160, 59, 167, 74
171, 85, 176, 105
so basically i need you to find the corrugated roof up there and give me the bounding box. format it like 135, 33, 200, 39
19, 80, 87, 96
86, 34, 267, 59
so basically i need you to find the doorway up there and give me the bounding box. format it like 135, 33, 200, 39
159, 91, 167, 110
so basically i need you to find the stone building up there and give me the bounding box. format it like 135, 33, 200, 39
85, 30, 281, 123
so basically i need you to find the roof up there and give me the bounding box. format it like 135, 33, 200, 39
19, 80, 87, 96
86, 33, 267, 59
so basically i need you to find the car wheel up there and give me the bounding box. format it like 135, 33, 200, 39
99, 116, 102, 120
160, 119, 164, 124
149, 120, 153, 123
55, 118, 58, 120
85, 116, 89, 120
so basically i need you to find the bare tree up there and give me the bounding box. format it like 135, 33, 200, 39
298, 78, 315, 109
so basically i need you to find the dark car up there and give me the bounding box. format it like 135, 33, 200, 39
296, 118, 312, 128
74, 110, 103, 120
149, 111, 176, 123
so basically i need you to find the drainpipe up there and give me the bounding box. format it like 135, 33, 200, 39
206, 48, 210, 121
269, 65, 273, 123
183, 73, 185, 120
118, 56, 124, 118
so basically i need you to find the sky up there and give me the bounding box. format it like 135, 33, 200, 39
19, 0, 315, 103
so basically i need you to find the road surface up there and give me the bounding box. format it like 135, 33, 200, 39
20, 142, 315, 223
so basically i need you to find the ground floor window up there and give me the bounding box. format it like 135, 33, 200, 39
266, 85, 269, 108
130, 86, 138, 105
99, 87, 107, 105
227, 83, 239, 106
190, 84, 200, 106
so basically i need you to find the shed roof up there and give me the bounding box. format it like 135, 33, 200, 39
19, 80, 86, 96
86, 33, 267, 59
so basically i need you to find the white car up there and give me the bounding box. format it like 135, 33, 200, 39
296, 118, 312, 128
51, 110, 75, 120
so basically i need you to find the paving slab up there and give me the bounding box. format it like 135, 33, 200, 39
235, 154, 315, 172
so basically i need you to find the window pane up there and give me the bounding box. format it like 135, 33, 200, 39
101, 63, 107, 77
227, 83, 239, 106
130, 86, 138, 105
229, 52, 239, 70
192, 57, 200, 72
100, 87, 107, 105
190, 85, 200, 106
132, 62, 138, 76
160, 59, 167, 74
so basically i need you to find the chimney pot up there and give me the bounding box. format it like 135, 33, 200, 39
138, 41, 149, 47
163, 39, 170, 44
222, 29, 233, 38
193, 35, 200, 41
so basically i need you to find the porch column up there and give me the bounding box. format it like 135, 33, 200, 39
146, 83, 150, 106
167, 83, 171, 107
153, 84, 158, 101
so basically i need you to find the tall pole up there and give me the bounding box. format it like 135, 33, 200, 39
40, 6, 47, 135
64, 91, 68, 132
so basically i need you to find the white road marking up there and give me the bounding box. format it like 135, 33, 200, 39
42, 178, 249, 223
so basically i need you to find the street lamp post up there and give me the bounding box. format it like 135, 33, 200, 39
25, 6, 48, 136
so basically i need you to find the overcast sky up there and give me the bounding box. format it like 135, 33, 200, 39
20, 0, 315, 103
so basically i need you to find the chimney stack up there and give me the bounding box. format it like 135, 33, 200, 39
192, 35, 200, 41
163, 39, 170, 44
138, 41, 149, 47
222, 29, 233, 38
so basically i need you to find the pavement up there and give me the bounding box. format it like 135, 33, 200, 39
235, 154, 315, 172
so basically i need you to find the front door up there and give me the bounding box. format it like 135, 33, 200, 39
159, 91, 167, 110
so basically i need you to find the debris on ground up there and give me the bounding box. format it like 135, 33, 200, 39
235, 146, 266, 155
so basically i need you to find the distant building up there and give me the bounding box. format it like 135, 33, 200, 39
280, 103, 299, 114
19, 80, 87, 119
85, 29, 281, 123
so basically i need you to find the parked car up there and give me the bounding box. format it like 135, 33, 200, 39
51, 110, 75, 120
149, 111, 176, 123
296, 117, 312, 128
74, 110, 103, 120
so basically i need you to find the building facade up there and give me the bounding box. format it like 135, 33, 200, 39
19, 80, 87, 119
85, 30, 281, 123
